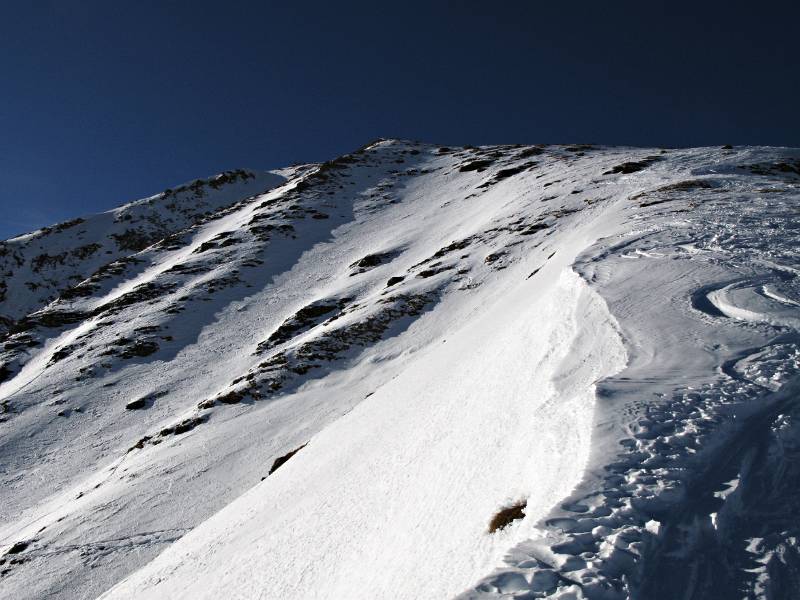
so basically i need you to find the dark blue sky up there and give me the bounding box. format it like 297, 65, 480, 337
2, 1, 798, 239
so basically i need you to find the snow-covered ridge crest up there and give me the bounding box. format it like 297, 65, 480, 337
1, 140, 799, 599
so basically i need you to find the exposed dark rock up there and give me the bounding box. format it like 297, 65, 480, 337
488, 500, 527, 533
119, 340, 159, 359
59, 283, 97, 300
417, 265, 454, 278
350, 251, 396, 273
31, 252, 68, 272
459, 159, 494, 173
652, 179, 714, 193
125, 398, 148, 410
94, 282, 177, 316
603, 157, 660, 175
527, 266, 542, 279
269, 444, 308, 475
48, 344, 79, 365
71, 243, 102, 260
517, 147, 545, 158
484, 251, 506, 264
216, 390, 245, 404
257, 298, 351, 353
173, 416, 206, 435
228, 293, 437, 408
54, 217, 85, 232
425, 237, 475, 264
521, 223, 549, 235
494, 162, 536, 180
193, 241, 218, 254
631, 180, 715, 205
0, 364, 12, 384
7, 541, 29, 554
111, 228, 163, 252
740, 160, 800, 177
159, 415, 207, 437
386, 276, 405, 287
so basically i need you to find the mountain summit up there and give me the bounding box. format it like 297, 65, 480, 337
1, 140, 799, 599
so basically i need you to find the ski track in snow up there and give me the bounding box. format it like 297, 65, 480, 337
0, 141, 798, 599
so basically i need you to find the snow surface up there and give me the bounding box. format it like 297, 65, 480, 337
1, 141, 799, 599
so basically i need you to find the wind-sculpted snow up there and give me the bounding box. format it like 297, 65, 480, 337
462, 147, 800, 599
1, 141, 799, 600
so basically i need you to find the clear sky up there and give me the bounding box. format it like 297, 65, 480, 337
2, 0, 798, 239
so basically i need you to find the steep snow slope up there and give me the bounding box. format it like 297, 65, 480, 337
1, 141, 798, 600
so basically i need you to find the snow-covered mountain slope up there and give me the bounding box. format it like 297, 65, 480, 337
0, 169, 285, 334
1, 140, 798, 600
